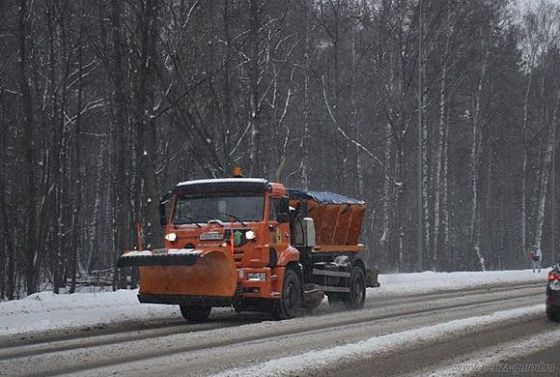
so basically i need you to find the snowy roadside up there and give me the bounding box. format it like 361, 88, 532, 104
0, 269, 549, 339
370, 269, 550, 298
0, 289, 182, 340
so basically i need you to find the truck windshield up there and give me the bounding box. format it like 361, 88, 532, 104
174, 195, 264, 225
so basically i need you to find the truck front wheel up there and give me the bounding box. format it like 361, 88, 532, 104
180, 305, 212, 323
273, 268, 302, 320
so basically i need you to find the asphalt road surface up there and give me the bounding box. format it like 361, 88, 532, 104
477, 342, 560, 377
0, 282, 556, 377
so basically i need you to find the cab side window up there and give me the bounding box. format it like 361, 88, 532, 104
269, 198, 278, 221
270, 197, 290, 223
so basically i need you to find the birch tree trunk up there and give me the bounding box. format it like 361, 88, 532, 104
433, 66, 446, 271
432, 5, 453, 271
248, 0, 260, 177
520, 71, 533, 260
300, 64, 311, 189
421, 90, 430, 268
534, 123, 556, 248
442, 107, 450, 269
418, 2, 430, 269
222, 0, 233, 172
381, 122, 393, 250
469, 48, 488, 272
69, 18, 86, 293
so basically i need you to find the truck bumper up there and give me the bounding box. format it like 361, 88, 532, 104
237, 267, 276, 298
138, 293, 233, 307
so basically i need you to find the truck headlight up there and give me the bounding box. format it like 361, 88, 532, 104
165, 232, 177, 242
246, 272, 266, 281
245, 230, 256, 240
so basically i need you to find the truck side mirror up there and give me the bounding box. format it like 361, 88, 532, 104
302, 217, 316, 247
159, 192, 171, 226
293, 217, 316, 247
276, 197, 290, 223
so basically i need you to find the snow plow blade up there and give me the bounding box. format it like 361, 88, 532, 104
121, 249, 238, 298
117, 249, 201, 267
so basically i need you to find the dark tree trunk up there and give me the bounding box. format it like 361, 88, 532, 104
110, 0, 130, 290
18, 0, 38, 295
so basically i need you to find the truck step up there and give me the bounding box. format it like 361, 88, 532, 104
312, 268, 351, 278
314, 285, 350, 293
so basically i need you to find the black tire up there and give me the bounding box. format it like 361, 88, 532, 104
342, 266, 366, 309
547, 305, 559, 322
180, 305, 212, 323
273, 268, 302, 320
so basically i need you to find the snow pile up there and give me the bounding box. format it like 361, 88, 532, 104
0, 289, 178, 339
370, 269, 548, 298
0, 269, 549, 339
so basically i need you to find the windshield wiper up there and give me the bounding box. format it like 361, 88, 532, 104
221, 212, 247, 227
174, 216, 202, 228
197, 214, 225, 227
189, 212, 246, 227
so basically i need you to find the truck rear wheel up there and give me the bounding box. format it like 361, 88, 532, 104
180, 305, 212, 323
273, 268, 302, 320
343, 266, 366, 309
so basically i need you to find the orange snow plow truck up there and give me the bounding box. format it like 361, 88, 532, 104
118, 177, 379, 322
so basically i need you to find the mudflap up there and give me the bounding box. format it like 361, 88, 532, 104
302, 288, 325, 309
366, 268, 380, 288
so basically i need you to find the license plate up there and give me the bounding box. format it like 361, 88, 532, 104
200, 232, 223, 241
151, 248, 168, 255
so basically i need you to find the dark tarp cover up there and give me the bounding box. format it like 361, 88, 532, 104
287, 188, 365, 205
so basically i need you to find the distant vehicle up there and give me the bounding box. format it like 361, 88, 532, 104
118, 171, 379, 322
546, 262, 560, 321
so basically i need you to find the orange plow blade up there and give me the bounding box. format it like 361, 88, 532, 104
138, 250, 237, 298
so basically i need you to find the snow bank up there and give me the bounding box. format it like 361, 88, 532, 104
0, 289, 179, 339
370, 269, 549, 298
0, 269, 549, 339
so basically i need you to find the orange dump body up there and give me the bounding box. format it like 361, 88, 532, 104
288, 189, 366, 253
306, 200, 365, 246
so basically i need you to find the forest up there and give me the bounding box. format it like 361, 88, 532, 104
1, 0, 560, 299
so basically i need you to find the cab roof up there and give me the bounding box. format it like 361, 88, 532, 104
174, 178, 270, 196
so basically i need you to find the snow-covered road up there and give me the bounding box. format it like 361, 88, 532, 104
0, 270, 557, 376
